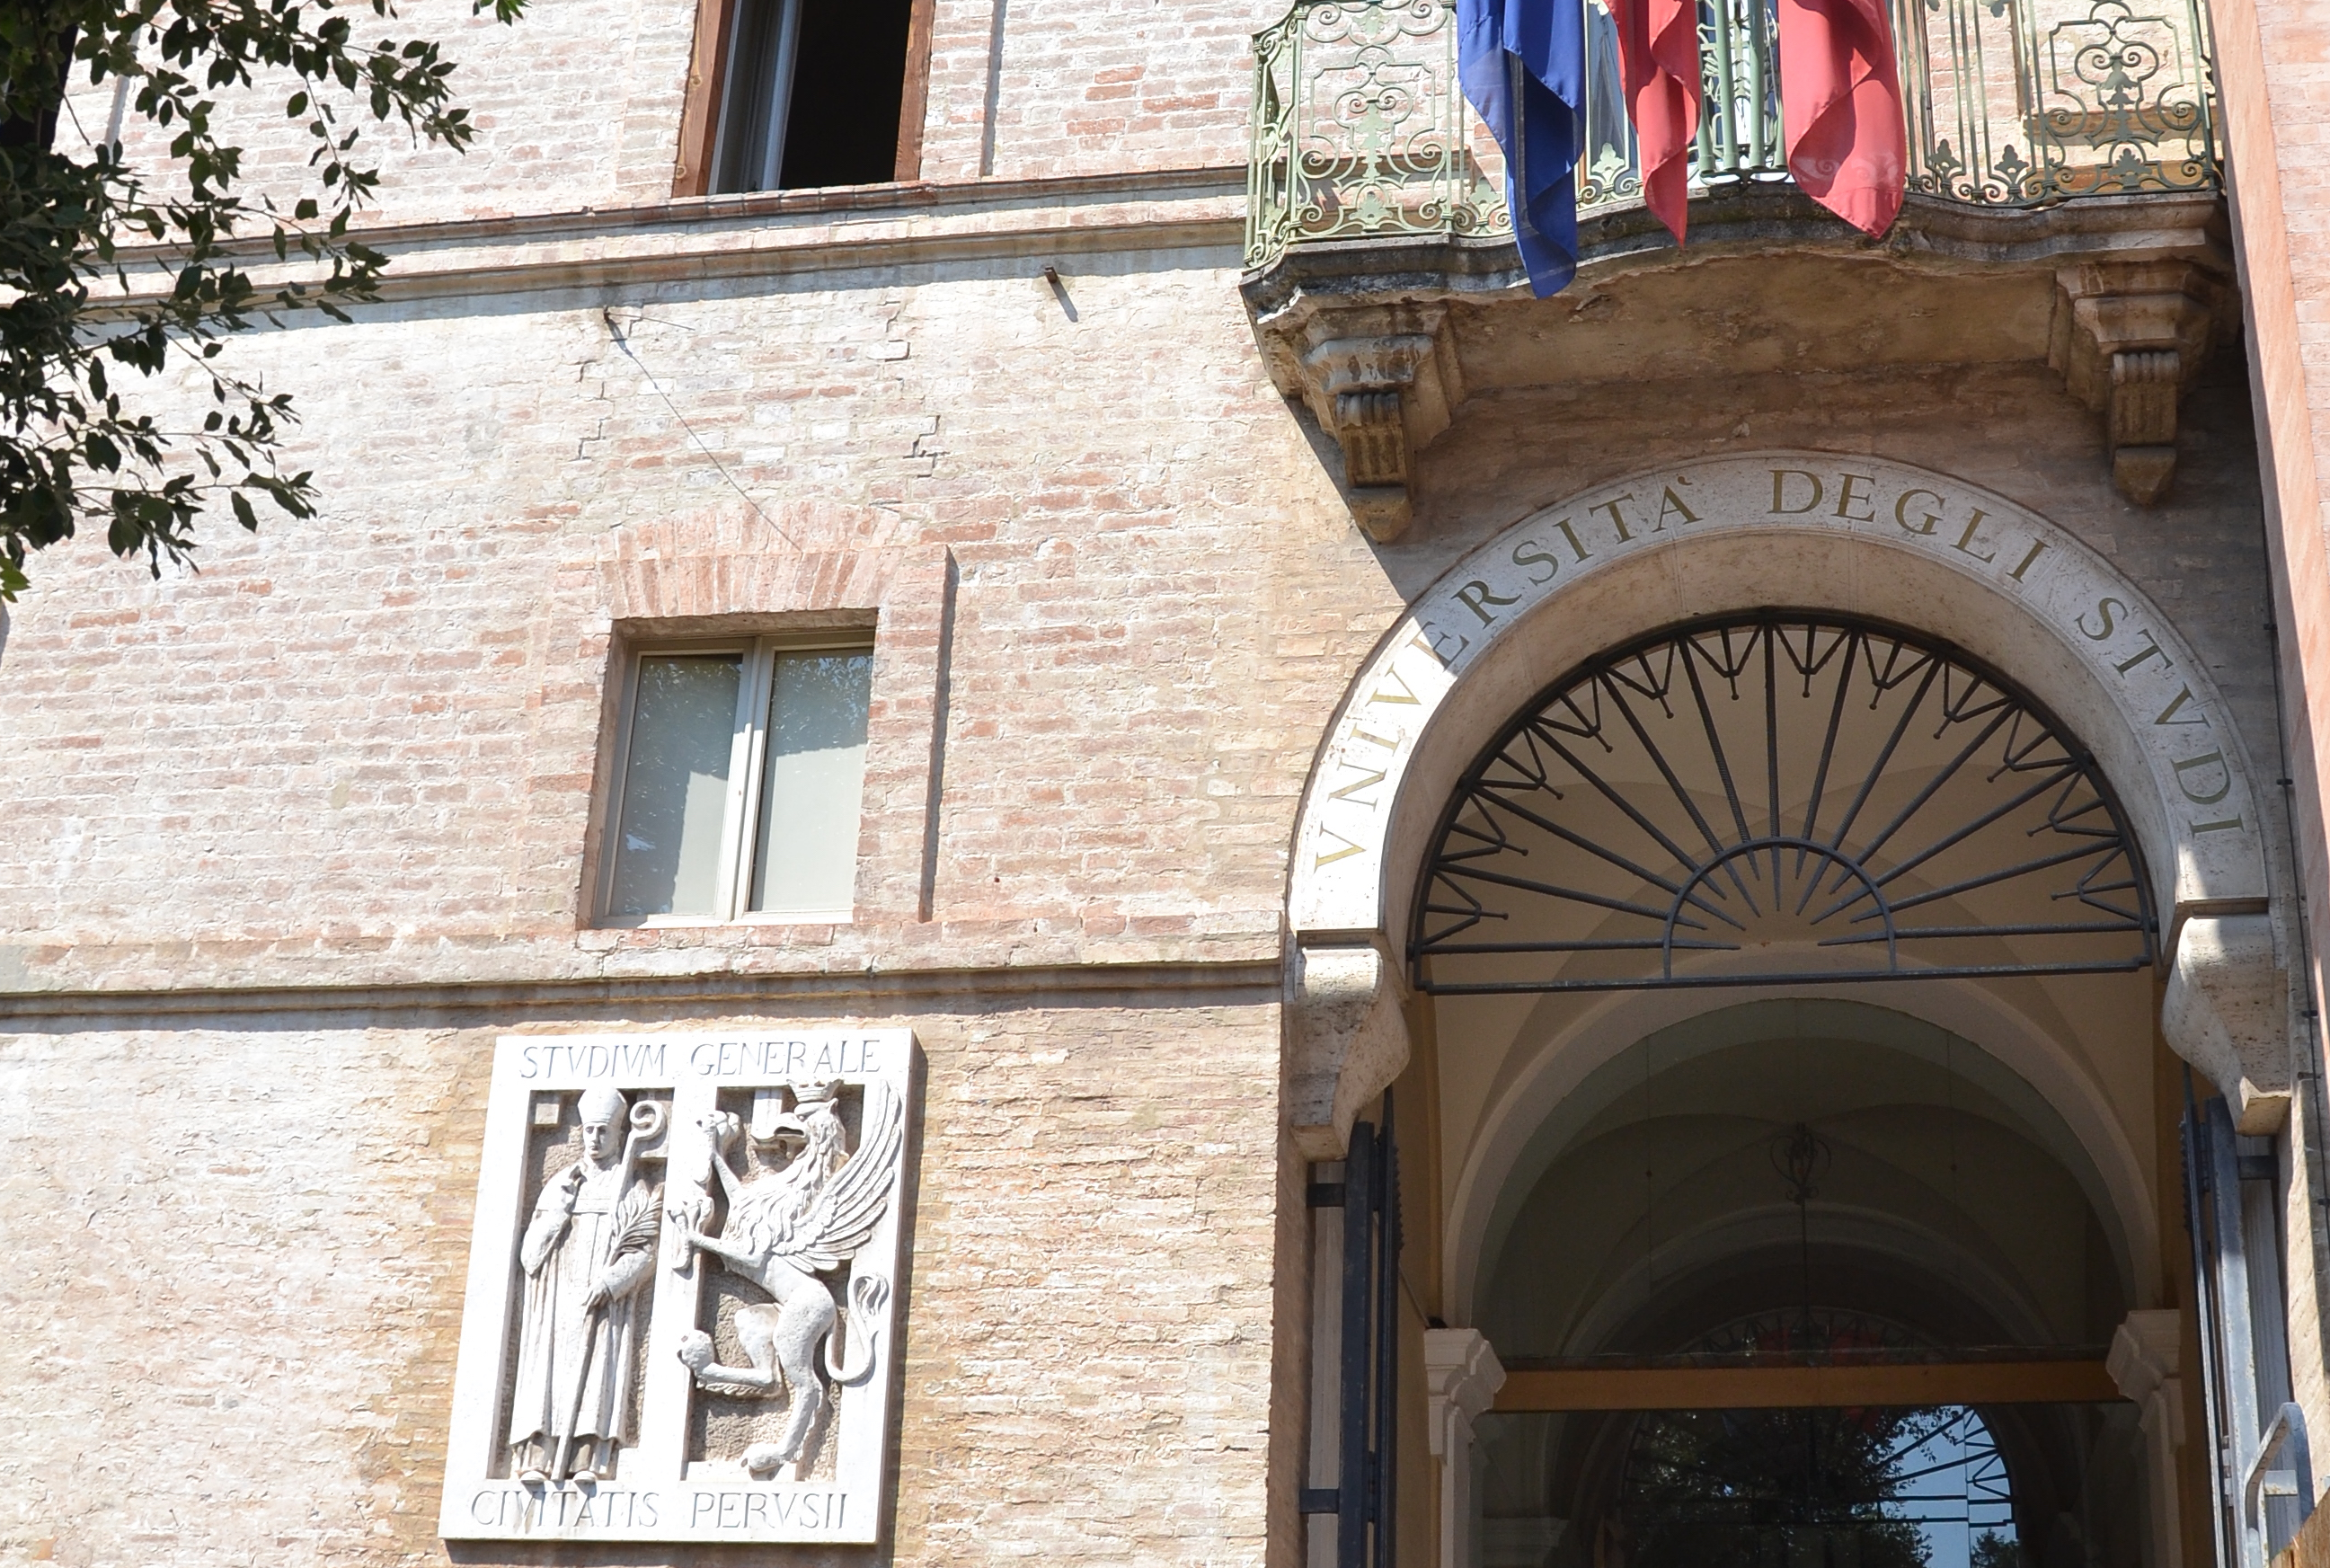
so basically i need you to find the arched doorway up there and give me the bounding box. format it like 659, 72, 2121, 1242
1468, 999, 2146, 1568
1280, 456, 2306, 1568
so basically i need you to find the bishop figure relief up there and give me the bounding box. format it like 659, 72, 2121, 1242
506, 1086, 666, 1482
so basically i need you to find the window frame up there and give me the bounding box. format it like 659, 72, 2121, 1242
671, 0, 937, 199
708, 0, 805, 197
597, 631, 876, 928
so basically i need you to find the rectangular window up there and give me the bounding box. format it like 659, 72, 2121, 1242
602, 638, 875, 923
678, 0, 935, 196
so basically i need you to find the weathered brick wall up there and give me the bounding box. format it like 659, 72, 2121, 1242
0, 1018, 480, 1564
0, 234, 2288, 1567
0, 261, 1362, 991
917, 0, 1279, 182
3, 24, 2304, 1551
0, 993, 1283, 1567
59, 0, 698, 228
0, 258, 2276, 989
62, 0, 1276, 230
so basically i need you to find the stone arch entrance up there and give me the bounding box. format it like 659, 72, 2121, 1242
1285, 451, 2289, 1161
1283, 454, 2304, 1568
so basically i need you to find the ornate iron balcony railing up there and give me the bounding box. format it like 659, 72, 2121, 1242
1244, 0, 2219, 270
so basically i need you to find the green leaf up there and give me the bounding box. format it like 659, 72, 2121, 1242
0, 0, 522, 599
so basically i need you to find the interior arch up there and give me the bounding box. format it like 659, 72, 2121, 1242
1463, 1000, 2154, 1568
1473, 998, 2136, 1360
1442, 983, 2159, 1327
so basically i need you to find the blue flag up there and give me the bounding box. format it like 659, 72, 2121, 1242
1457, 0, 1586, 297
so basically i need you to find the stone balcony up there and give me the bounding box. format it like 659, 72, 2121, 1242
1241, 0, 2230, 535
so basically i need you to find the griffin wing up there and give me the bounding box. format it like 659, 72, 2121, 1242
771, 1082, 905, 1273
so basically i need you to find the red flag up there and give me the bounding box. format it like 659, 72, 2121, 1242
1606, 0, 1701, 243
1776, 0, 1906, 235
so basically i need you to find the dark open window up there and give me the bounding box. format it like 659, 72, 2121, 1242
679, 0, 932, 196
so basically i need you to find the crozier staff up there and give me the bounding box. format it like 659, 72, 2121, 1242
506, 1086, 663, 1483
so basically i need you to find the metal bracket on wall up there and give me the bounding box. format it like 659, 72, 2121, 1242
2245, 1402, 2313, 1536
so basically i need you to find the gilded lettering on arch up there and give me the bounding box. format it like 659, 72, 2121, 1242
1895, 488, 1945, 536
1771, 468, 1824, 514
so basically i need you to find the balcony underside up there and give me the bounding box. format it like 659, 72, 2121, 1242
1244, 186, 2234, 538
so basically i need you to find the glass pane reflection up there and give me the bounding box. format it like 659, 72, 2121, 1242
608, 654, 743, 917
749, 649, 873, 916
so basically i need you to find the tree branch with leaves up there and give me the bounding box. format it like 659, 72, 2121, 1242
0, 0, 523, 600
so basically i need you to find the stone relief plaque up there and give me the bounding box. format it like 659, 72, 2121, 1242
440, 1030, 914, 1545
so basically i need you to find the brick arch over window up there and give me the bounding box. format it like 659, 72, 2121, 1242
1280, 452, 2291, 1160
523, 501, 954, 930
591, 499, 913, 623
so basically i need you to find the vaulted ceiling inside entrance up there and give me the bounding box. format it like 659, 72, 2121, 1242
1474, 1000, 2131, 1360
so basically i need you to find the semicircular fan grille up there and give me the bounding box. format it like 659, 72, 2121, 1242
1412, 614, 2156, 995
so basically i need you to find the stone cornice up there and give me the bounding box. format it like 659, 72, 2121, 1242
96, 165, 1250, 307
1, 915, 1285, 990
0, 955, 1286, 1023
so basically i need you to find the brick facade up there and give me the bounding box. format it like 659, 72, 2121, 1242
7, 1, 2330, 1564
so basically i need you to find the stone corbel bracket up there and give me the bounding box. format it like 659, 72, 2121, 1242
2048, 261, 2228, 505
1422, 1328, 1506, 1457
2106, 1310, 2183, 1437
2162, 910, 2293, 1133
1424, 1328, 1507, 1568
1257, 301, 1465, 544
1287, 940, 1413, 1160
